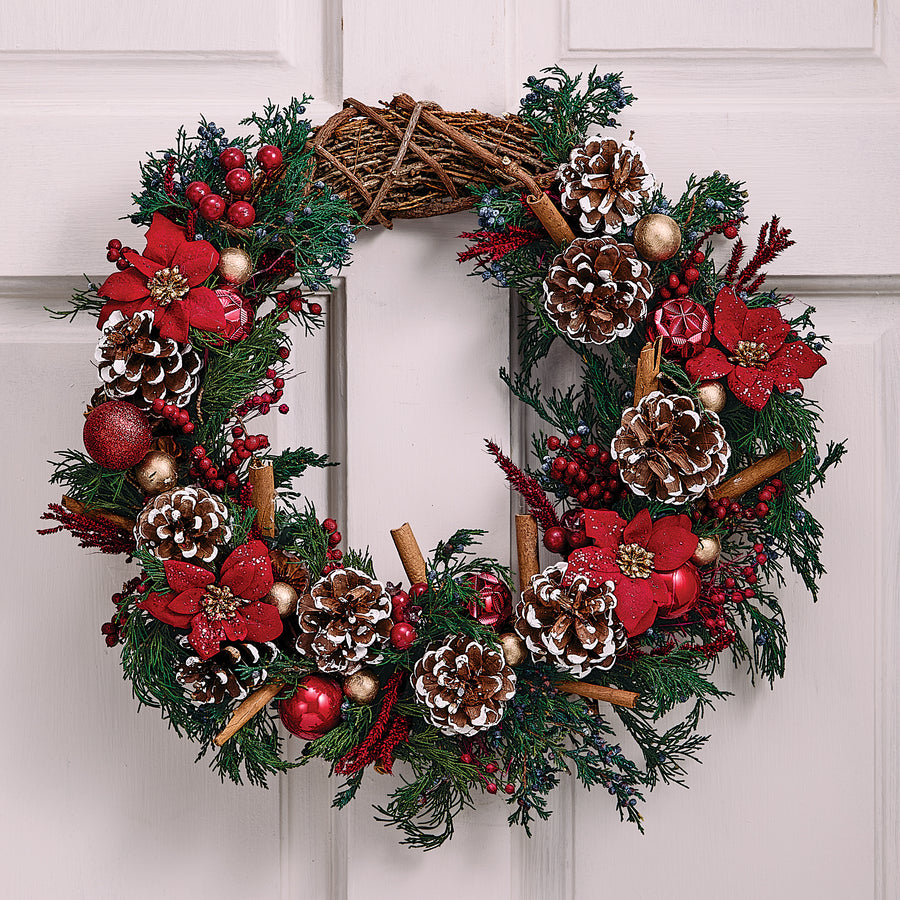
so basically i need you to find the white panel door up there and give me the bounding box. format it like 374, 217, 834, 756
1, 1, 897, 899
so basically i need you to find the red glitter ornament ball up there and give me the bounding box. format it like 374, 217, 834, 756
83, 401, 152, 470
655, 561, 702, 619
543, 526, 567, 554
463, 572, 512, 629
215, 287, 254, 341
278, 675, 343, 740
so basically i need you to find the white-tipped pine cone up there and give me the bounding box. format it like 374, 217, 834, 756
514, 561, 626, 678
543, 236, 652, 345
412, 635, 516, 736
558, 136, 654, 234
94, 310, 202, 412
134, 485, 231, 563
611, 391, 731, 504
294, 568, 392, 674
175, 637, 278, 705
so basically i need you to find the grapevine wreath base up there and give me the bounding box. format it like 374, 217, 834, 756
41, 68, 845, 849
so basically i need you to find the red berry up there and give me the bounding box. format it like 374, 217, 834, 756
106, 249, 120, 262
409, 582, 428, 601
328, 531, 342, 546
659, 287, 672, 300
232, 426, 244, 437
731, 592, 743, 604
278, 311, 289, 322
460, 753, 473, 765
585, 443, 599, 458
224, 168, 252, 194
213, 479, 225, 492
198, 193, 226, 221
568, 530, 588, 549
756, 553, 768, 565
742, 566, 755, 579
289, 299, 303, 313
206, 467, 218, 480
568, 435, 582, 450
675, 283, 690, 296
176, 409, 190, 426
759, 489, 773, 502
191, 446, 206, 458
543, 526, 566, 553
322, 518, 337, 533
691, 250, 705, 265
151, 398, 165, 413
244, 436, 260, 452
218, 147, 246, 170
309, 302, 322, 315
227, 201, 256, 227
756, 502, 770, 517
162, 403, 177, 419
265, 368, 276, 379
668, 273, 681, 289
107, 239, 122, 251
485, 783, 498, 795
683, 267, 701, 284
485, 763, 498, 774
116, 258, 130, 270
504, 784, 515, 795
278, 404, 289, 414
725, 577, 736, 589
199, 457, 212, 471
753, 543, 765, 553
330, 549, 343, 562
547, 436, 561, 451
273, 377, 285, 389
256, 144, 284, 171
390, 622, 417, 650
186, 181, 210, 206
278, 347, 290, 359
227, 473, 240, 488
724, 225, 738, 239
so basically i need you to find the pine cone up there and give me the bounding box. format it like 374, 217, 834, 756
544, 236, 652, 345
412, 635, 516, 736
558, 136, 654, 233
611, 391, 731, 504
175, 637, 278, 704
514, 559, 626, 677
94, 310, 202, 413
134, 485, 231, 563
294, 568, 392, 674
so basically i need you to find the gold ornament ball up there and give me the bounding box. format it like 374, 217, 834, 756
697, 380, 727, 413
633, 214, 682, 262
343, 670, 380, 705
498, 632, 527, 667
217, 248, 253, 286
264, 581, 299, 618
133, 450, 178, 495
691, 535, 722, 567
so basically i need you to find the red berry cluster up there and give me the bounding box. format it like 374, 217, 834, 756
658, 249, 704, 301
694, 478, 784, 525
150, 397, 196, 434
273, 287, 323, 324
459, 749, 516, 796
106, 239, 134, 271
186, 144, 283, 228
320, 516, 345, 575
233, 365, 289, 418
544, 434, 625, 510
101, 575, 143, 646
387, 581, 425, 648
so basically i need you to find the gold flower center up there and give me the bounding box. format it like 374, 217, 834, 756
616, 543, 655, 579
201, 584, 241, 620
730, 340, 770, 368
147, 266, 189, 307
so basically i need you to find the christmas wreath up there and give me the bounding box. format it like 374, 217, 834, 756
41, 68, 845, 849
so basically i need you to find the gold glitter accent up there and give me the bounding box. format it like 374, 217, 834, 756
147, 266, 189, 307
730, 340, 770, 368
201, 584, 241, 620
616, 543, 655, 579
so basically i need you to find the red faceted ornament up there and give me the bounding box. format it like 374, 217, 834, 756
83, 401, 152, 470
215, 288, 254, 341
224, 168, 252, 195
256, 144, 283, 171
278, 675, 343, 740
227, 200, 256, 227
647, 298, 713, 359
464, 572, 512, 629
655, 561, 702, 619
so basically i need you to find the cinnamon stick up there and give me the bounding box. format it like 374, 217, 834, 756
525, 193, 575, 244
390, 523, 428, 585
558, 680, 639, 709
248, 459, 276, 538
709, 445, 804, 501
62, 495, 135, 532
515, 514, 540, 592
213, 680, 284, 746
633, 339, 663, 404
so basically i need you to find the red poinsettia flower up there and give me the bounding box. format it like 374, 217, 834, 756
97, 213, 225, 343
685, 286, 825, 411
138, 540, 282, 659
583, 508, 699, 637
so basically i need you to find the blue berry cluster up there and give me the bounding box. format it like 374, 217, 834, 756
197, 122, 228, 160
477, 188, 506, 229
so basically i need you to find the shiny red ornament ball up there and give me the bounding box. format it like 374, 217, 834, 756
224, 168, 252, 194
83, 401, 152, 470
214, 288, 254, 341
256, 144, 283, 171
227, 201, 256, 227
278, 675, 343, 740
185, 181, 210, 206
198, 193, 226, 221
543, 526, 567, 554
390, 622, 417, 649
463, 572, 512, 629
656, 561, 702, 619
218, 146, 246, 170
